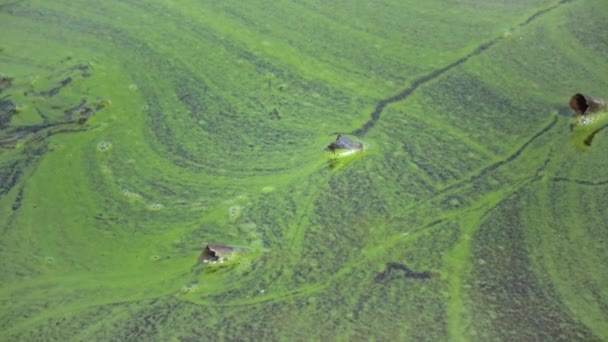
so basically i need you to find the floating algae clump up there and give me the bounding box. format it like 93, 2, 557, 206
228, 205, 242, 221
568, 93, 608, 150
147, 203, 164, 211
96, 141, 113, 152
121, 189, 143, 202
179, 282, 199, 295
261, 186, 274, 194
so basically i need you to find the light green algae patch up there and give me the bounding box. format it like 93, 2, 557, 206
1, 0, 608, 340
570, 109, 608, 150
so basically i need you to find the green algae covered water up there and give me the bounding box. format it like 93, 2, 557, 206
1, 0, 608, 340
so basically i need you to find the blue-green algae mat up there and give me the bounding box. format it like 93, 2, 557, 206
1, 0, 608, 340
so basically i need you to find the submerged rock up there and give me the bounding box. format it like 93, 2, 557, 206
326, 134, 363, 153
198, 243, 246, 263
325, 134, 366, 170
569, 93, 608, 116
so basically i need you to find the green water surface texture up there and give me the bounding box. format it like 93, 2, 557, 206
1, 0, 608, 340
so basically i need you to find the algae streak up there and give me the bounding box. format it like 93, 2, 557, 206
1, 0, 608, 340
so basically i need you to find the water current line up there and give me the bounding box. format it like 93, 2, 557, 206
351, 0, 574, 137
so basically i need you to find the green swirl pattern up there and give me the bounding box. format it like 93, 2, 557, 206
1, 0, 607, 340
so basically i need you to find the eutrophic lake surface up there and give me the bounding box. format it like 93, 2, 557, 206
1, 0, 607, 340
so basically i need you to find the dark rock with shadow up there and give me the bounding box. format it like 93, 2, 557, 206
326, 134, 363, 153
568, 93, 608, 147
374, 262, 436, 283
198, 243, 248, 264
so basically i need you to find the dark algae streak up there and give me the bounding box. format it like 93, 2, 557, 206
374, 262, 436, 282
349, 0, 573, 138
0, 58, 108, 236
1, 0, 608, 340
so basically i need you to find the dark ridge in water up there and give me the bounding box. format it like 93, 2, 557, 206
0, 0, 23, 12
374, 262, 435, 282
351, 0, 573, 137
522, 0, 573, 26
0, 160, 23, 197
11, 186, 24, 211
439, 116, 558, 194
0, 99, 17, 129
550, 177, 608, 186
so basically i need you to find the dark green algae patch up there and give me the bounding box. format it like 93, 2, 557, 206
1, 0, 608, 340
